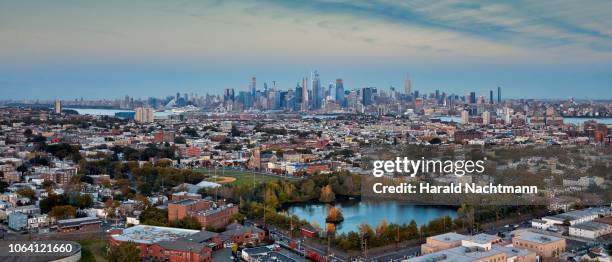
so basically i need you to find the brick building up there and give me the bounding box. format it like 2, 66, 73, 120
109, 225, 221, 262
168, 199, 238, 229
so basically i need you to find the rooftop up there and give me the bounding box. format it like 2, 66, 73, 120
430, 232, 469, 243
465, 233, 499, 244
514, 231, 562, 244
571, 221, 610, 231
111, 225, 200, 244
407, 246, 504, 262
492, 245, 533, 258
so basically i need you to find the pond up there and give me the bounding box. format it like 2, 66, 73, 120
284, 198, 457, 234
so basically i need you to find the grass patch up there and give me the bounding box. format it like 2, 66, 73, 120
195, 168, 281, 187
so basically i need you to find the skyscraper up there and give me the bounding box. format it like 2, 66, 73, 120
335, 78, 344, 106
223, 88, 235, 103
404, 73, 412, 95
497, 86, 501, 103
311, 70, 322, 109
294, 83, 303, 111
489, 90, 494, 104
250, 77, 256, 98
362, 87, 374, 106
301, 77, 308, 111
469, 92, 476, 104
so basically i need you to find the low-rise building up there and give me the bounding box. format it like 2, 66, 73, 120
109, 225, 219, 261
421, 232, 468, 254
569, 221, 612, 239
57, 217, 102, 232
512, 231, 565, 260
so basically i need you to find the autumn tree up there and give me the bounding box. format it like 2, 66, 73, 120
319, 185, 335, 203
49, 205, 76, 219
264, 188, 279, 209
326, 205, 344, 223
17, 187, 36, 199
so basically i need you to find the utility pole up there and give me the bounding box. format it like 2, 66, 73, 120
396, 225, 400, 248
361, 232, 368, 261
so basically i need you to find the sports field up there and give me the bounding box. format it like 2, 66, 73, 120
194, 168, 284, 187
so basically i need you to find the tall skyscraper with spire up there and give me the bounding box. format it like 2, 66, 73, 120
311, 70, 322, 109
497, 86, 502, 103
404, 73, 412, 95
301, 77, 309, 111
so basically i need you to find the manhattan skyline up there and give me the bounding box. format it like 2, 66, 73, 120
1, 0, 612, 100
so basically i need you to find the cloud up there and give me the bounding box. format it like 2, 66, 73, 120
260, 0, 612, 54
1, 0, 611, 65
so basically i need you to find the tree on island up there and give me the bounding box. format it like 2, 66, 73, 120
326, 205, 344, 223
319, 184, 335, 203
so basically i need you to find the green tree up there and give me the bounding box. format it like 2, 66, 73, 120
138, 207, 168, 226
75, 194, 93, 209
108, 242, 140, 262
174, 136, 187, 144
172, 216, 201, 230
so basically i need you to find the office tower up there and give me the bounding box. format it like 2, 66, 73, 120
279, 91, 287, 109
176, 92, 180, 101
122, 95, 131, 109
489, 90, 494, 104
294, 83, 303, 111
404, 73, 412, 94
461, 110, 469, 124
223, 88, 235, 103
362, 87, 374, 106
135, 107, 154, 123
53, 100, 62, 114
327, 82, 335, 101
250, 77, 256, 98
311, 70, 322, 109
238, 91, 252, 109
483, 111, 491, 125
335, 78, 344, 106
497, 86, 501, 103
301, 77, 309, 111
469, 92, 476, 104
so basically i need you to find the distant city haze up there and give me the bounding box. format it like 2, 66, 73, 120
1, 0, 611, 99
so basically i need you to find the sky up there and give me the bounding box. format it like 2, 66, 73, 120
1, 0, 611, 100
